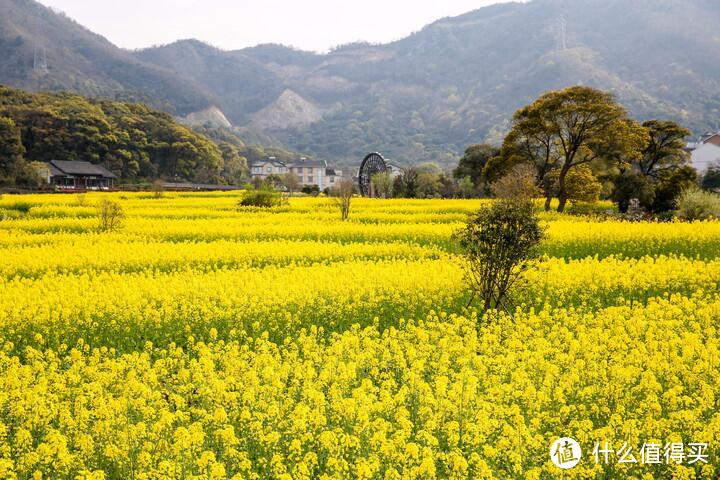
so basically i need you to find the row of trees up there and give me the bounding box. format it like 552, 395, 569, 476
454, 86, 714, 214
356, 86, 712, 212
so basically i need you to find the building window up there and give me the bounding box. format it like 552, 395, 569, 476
296, 167, 303, 173
307, 177, 313, 183
266, 167, 272, 173
308, 168, 314, 174
330, 177, 335, 183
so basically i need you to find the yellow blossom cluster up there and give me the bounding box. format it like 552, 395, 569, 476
0, 297, 718, 479
0, 192, 718, 478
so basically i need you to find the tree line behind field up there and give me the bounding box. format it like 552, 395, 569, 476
361, 86, 719, 218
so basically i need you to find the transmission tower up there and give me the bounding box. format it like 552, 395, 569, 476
33, 16, 49, 74
556, 15, 568, 51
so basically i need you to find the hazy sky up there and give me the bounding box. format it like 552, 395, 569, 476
37, 0, 513, 52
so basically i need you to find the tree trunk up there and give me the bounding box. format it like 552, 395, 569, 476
556, 167, 570, 213
544, 196, 552, 212
557, 195, 568, 213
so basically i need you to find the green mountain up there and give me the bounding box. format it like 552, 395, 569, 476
0, 0, 213, 114
2, 0, 720, 168
134, 0, 720, 167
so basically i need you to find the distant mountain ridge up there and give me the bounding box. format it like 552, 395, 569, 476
0, 0, 214, 114
2, 0, 720, 167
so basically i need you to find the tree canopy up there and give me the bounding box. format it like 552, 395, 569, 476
493, 86, 648, 212
0, 86, 247, 185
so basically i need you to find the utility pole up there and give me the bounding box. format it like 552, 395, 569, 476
556, 15, 568, 52
33, 15, 49, 74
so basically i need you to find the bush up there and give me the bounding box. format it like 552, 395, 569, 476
302, 185, 320, 197
702, 165, 720, 192
649, 166, 698, 213
455, 199, 544, 314
97, 199, 125, 232
152, 180, 166, 199
491, 163, 541, 201
330, 178, 355, 221
239, 189, 284, 208
676, 188, 720, 221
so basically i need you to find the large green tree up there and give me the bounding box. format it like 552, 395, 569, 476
0, 116, 28, 186
491, 86, 647, 212
611, 120, 694, 214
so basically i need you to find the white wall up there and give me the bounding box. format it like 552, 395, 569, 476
692, 144, 720, 174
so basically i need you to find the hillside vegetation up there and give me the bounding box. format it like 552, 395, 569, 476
0, 86, 246, 184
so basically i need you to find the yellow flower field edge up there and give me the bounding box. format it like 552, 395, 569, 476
0, 294, 717, 479
3, 194, 720, 259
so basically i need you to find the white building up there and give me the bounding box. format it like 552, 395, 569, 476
250, 157, 343, 191
249, 157, 288, 179
687, 132, 720, 174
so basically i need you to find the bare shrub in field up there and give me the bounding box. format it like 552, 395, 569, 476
491, 163, 542, 201
330, 178, 355, 221
97, 199, 125, 232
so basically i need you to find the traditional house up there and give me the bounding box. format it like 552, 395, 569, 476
687, 132, 720, 174
42, 160, 117, 190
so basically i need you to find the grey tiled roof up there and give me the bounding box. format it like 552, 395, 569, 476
49, 160, 118, 178
289, 160, 327, 168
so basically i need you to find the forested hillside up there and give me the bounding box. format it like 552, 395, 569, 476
0, 86, 247, 185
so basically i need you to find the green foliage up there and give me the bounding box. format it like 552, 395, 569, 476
454, 144, 499, 187
676, 188, 720, 221
549, 165, 603, 204
611, 172, 655, 214
649, 166, 699, 214
393, 168, 420, 198
301, 185, 320, 196
416, 173, 441, 199
240, 188, 284, 208
0, 86, 231, 184
0, 115, 35, 187
702, 166, 720, 192
370, 172, 393, 199
455, 199, 544, 313
495, 86, 647, 212
456, 176, 478, 198
638, 120, 691, 177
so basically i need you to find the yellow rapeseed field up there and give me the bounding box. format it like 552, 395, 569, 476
0, 192, 719, 479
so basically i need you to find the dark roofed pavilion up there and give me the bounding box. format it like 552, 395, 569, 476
45, 160, 117, 190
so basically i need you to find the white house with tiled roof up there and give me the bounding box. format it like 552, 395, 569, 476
250, 157, 343, 190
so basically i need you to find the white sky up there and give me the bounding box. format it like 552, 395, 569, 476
37, 0, 515, 52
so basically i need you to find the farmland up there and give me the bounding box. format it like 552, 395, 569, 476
0, 192, 719, 479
